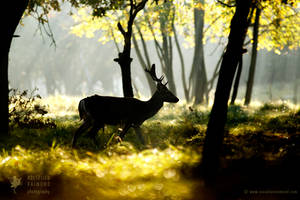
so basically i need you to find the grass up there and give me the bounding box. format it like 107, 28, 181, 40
0, 95, 300, 199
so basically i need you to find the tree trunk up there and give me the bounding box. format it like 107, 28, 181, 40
114, 0, 147, 98
0, 0, 29, 137
114, 29, 134, 98
158, 2, 177, 96
0, 52, 9, 136
268, 59, 275, 101
202, 0, 251, 185
173, 25, 189, 102
293, 74, 298, 104
119, 55, 134, 98
190, 0, 207, 105
132, 34, 156, 95
293, 55, 300, 104
160, 32, 176, 95
166, 36, 176, 95
244, 8, 261, 105
230, 56, 243, 105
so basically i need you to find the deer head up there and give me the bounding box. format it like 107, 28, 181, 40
145, 64, 179, 103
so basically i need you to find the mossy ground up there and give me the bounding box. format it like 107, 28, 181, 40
0, 96, 299, 199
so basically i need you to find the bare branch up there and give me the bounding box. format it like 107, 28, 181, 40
216, 0, 236, 7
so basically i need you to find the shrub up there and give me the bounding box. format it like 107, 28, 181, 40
258, 102, 290, 113
9, 89, 56, 129
227, 105, 249, 126
182, 107, 209, 124
265, 113, 300, 133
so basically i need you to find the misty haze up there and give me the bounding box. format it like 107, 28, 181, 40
9, 6, 299, 103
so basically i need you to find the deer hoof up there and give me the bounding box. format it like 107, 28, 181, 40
115, 136, 123, 143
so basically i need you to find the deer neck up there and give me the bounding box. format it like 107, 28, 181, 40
146, 91, 164, 117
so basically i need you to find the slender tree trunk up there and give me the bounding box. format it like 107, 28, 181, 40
293, 76, 298, 104
160, 31, 176, 95
132, 34, 156, 94
293, 56, 300, 104
114, 32, 134, 97
207, 50, 224, 95
157, 2, 176, 95
146, 14, 176, 95
0, 0, 29, 137
166, 36, 176, 95
244, 8, 261, 105
202, 0, 251, 185
230, 56, 243, 105
190, 0, 207, 104
268, 61, 275, 101
173, 25, 189, 102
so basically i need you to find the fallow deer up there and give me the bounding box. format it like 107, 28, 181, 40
72, 64, 179, 148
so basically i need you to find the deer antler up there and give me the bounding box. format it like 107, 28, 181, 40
145, 64, 164, 83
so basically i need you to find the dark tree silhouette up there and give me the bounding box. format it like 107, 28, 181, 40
202, 0, 252, 184
113, 0, 148, 98
0, 0, 29, 137
230, 55, 243, 105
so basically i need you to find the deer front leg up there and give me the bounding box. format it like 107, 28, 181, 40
117, 123, 132, 142
72, 120, 91, 148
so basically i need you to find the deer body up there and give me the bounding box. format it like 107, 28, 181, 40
72, 64, 178, 148
79, 94, 164, 127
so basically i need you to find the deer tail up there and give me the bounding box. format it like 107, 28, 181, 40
78, 99, 86, 121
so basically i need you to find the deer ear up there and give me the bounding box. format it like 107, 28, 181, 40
151, 64, 156, 74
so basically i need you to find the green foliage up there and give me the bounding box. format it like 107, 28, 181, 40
69, 0, 300, 54
9, 89, 56, 129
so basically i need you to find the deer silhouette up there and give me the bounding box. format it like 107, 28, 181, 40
72, 64, 179, 148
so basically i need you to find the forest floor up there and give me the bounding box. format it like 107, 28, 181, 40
0, 94, 299, 200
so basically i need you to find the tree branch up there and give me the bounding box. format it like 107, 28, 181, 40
117, 22, 126, 36
216, 0, 236, 8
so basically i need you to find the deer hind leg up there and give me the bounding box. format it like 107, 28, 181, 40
72, 120, 92, 148
87, 124, 103, 147
134, 126, 145, 145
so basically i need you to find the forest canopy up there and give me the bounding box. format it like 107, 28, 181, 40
70, 0, 300, 53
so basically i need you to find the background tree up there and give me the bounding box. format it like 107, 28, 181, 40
189, 0, 207, 104
244, 0, 300, 105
